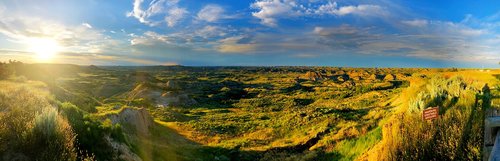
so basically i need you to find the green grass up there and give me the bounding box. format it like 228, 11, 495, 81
331, 127, 382, 161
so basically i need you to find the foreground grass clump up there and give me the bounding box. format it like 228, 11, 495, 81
331, 127, 382, 161
383, 75, 486, 160
0, 81, 78, 160
28, 108, 77, 160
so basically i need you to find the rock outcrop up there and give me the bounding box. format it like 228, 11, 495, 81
106, 136, 142, 161
336, 74, 350, 82
341, 80, 356, 88
109, 107, 153, 136
303, 71, 326, 81
163, 80, 180, 90
106, 107, 154, 161
384, 74, 396, 81
368, 74, 382, 81
157, 91, 197, 107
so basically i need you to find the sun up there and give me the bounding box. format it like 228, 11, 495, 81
28, 38, 62, 61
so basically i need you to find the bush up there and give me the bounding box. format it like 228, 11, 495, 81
0, 82, 78, 160
26, 108, 77, 161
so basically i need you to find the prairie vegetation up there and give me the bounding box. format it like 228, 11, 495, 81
0, 80, 77, 160
0, 62, 495, 160
395, 76, 484, 160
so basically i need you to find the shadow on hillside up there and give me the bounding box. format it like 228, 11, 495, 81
492, 74, 500, 81
135, 121, 262, 161
140, 121, 336, 161
315, 108, 369, 121
186, 79, 275, 109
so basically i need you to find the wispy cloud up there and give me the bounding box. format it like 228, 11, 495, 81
401, 19, 428, 27
165, 7, 188, 27
217, 36, 257, 53
130, 31, 171, 46
54, 52, 176, 65
130, 25, 233, 48
196, 25, 228, 38
196, 4, 236, 23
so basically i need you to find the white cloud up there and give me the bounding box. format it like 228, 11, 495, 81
127, 0, 187, 27
251, 0, 298, 27
401, 19, 428, 27
130, 31, 171, 45
337, 5, 384, 16
314, 1, 336, 15
82, 23, 93, 29
127, 0, 148, 24
315, 2, 386, 16
197, 4, 229, 22
251, 0, 386, 27
165, 7, 188, 27
458, 28, 485, 36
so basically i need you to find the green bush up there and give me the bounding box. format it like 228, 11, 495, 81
59, 102, 127, 161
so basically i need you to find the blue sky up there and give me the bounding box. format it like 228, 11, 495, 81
1, 0, 500, 67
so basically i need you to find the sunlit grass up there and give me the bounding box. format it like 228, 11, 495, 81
331, 127, 382, 161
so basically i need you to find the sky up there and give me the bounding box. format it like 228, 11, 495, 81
1, 0, 500, 67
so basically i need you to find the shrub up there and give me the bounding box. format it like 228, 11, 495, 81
59, 102, 127, 161
26, 108, 77, 161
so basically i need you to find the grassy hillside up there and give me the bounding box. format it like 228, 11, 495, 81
360, 71, 498, 160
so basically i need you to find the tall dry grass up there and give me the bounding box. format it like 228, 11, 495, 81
381, 75, 485, 160
0, 81, 78, 160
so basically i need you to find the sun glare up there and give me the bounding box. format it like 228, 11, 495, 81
28, 38, 61, 61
